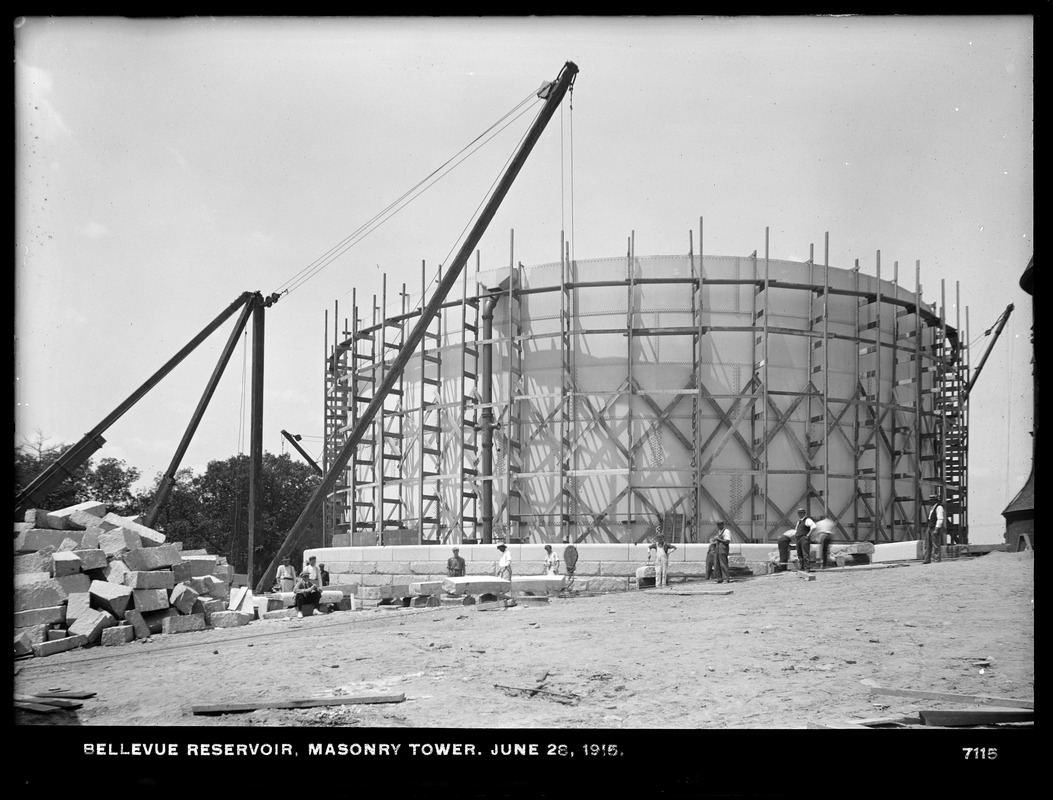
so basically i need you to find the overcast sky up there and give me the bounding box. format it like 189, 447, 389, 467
15, 16, 1032, 543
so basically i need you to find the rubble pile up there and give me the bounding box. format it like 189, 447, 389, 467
14, 501, 249, 658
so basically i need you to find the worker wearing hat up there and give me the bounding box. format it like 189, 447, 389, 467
495, 543, 512, 581
709, 520, 732, 583
543, 544, 560, 575
276, 556, 296, 593
446, 547, 466, 578
923, 493, 945, 564
293, 570, 322, 617
793, 507, 817, 572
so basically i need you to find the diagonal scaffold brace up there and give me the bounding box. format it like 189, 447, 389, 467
256, 60, 579, 593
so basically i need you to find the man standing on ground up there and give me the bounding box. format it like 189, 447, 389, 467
543, 544, 560, 575
648, 535, 676, 587
793, 508, 817, 572
923, 493, 945, 564
496, 543, 512, 581
277, 557, 296, 593
710, 520, 732, 583
305, 555, 322, 588
446, 547, 466, 577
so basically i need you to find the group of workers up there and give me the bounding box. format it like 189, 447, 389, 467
278, 494, 946, 602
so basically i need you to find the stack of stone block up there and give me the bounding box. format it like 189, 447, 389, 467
14, 501, 249, 658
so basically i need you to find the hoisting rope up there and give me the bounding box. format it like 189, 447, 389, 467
272, 87, 544, 300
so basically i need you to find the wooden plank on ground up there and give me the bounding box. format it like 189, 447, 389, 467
869, 687, 1034, 709
919, 708, 1034, 727
807, 721, 874, 729
15, 700, 65, 714
33, 690, 97, 699
191, 693, 405, 715
15, 693, 83, 710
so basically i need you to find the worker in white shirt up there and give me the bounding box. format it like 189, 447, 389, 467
648, 535, 676, 587
305, 555, 322, 588
793, 508, 817, 572
496, 543, 512, 581
276, 557, 297, 593
710, 520, 732, 583
543, 544, 560, 575
923, 493, 946, 564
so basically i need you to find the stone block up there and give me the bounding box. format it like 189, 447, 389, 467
374, 560, 412, 575
52, 550, 83, 577
440, 594, 476, 606
124, 544, 182, 572
598, 561, 646, 577
263, 608, 298, 620
357, 586, 382, 600
69, 607, 117, 644
202, 576, 229, 600
207, 611, 252, 628
68, 508, 117, 532
170, 583, 200, 614
56, 537, 83, 552
141, 607, 179, 634
442, 576, 512, 595
181, 554, 219, 577
72, 549, 109, 571
15, 571, 52, 587
90, 579, 133, 618
80, 530, 101, 550
124, 609, 152, 639
15, 580, 65, 612
409, 595, 442, 608
667, 562, 709, 577
52, 500, 107, 523
211, 564, 234, 583
15, 549, 55, 575
409, 581, 445, 596
14, 604, 67, 627
335, 596, 357, 611
132, 588, 170, 612
201, 598, 228, 619
509, 575, 566, 594
14, 623, 50, 648
103, 559, 131, 585
377, 584, 413, 599
582, 577, 630, 593
98, 527, 143, 558
465, 561, 499, 576
65, 593, 91, 626
162, 613, 206, 635
171, 561, 193, 582
55, 573, 92, 599
25, 508, 71, 530
15, 529, 86, 554
47, 629, 68, 641
14, 521, 33, 534
103, 513, 166, 547
32, 634, 89, 657
359, 574, 394, 587
102, 624, 136, 646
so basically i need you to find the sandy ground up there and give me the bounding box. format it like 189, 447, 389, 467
14, 551, 1034, 731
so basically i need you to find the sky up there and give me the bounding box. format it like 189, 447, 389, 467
15, 16, 1033, 544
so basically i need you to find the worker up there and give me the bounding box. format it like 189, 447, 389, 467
710, 520, 732, 584
648, 535, 676, 588
496, 543, 512, 581
543, 544, 560, 575
293, 571, 322, 618
811, 517, 837, 569
276, 557, 297, 593
446, 547, 466, 577
305, 555, 322, 587
923, 493, 945, 564
793, 508, 817, 572
319, 563, 330, 587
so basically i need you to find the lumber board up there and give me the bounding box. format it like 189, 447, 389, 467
191, 692, 405, 715
919, 708, 1035, 727
868, 686, 1034, 709
15, 700, 65, 714
33, 690, 97, 699
15, 693, 83, 710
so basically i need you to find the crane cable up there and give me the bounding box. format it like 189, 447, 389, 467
273, 88, 544, 300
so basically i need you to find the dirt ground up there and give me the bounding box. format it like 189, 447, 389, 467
14, 551, 1034, 730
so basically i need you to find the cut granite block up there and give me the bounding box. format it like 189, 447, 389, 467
103, 559, 131, 585
170, 583, 200, 614
103, 513, 165, 547
90, 579, 133, 619
132, 588, 170, 612
101, 624, 136, 646
32, 634, 88, 657
15, 580, 65, 612
98, 527, 142, 558
207, 611, 252, 628
13, 604, 67, 628
72, 549, 108, 571
68, 607, 117, 644
126, 570, 175, 590
15, 548, 55, 575
181, 554, 219, 577
65, 592, 91, 626
141, 608, 179, 634
24, 508, 71, 530
161, 613, 206, 635
124, 609, 152, 639
52, 551, 83, 577
124, 545, 182, 572
55, 573, 92, 599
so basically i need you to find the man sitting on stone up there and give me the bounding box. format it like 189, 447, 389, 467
293, 570, 322, 618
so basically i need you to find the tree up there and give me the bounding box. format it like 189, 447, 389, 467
15, 432, 139, 515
